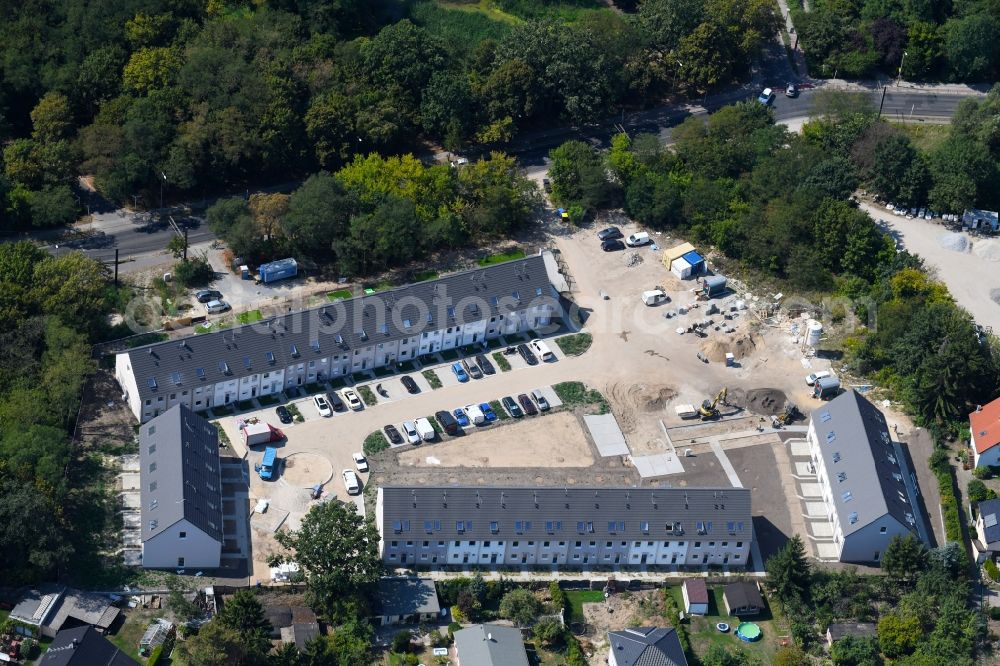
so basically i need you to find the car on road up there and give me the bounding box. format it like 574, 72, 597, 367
785, 82, 798, 98
451, 362, 469, 382
352, 452, 368, 473
401, 375, 419, 394
384, 424, 403, 445
476, 354, 495, 375
402, 420, 421, 444
531, 389, 551, 411
463, 359, 483, 380
601, 239, 625, 252
529, 338, 556, 362
757, 87, 775, 105
453, 408, 470, 427
517, 344, 538, 366
502, 396, 524, 418
342, 389, 363, 410
195, 289, 222, 303
518, 393, 538, 416
480, 402, 498, 423
597, 226, 622, 241
464, 404, 486, 426
313, 394, 332, 417
206, 299, 230, 314
275, 405, 292, 424
342, 469, 361, 495
328, 392, 345, 412
435, 410, 461, 435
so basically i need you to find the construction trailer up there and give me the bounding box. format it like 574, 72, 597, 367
259, 258, 298, 284
702, 275, 728, 298
241, 421, 283, 446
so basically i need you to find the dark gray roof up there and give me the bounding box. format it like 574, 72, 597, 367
683, 579, 708, 604
377, 578, 440, 617
41, 626, 138, 666
122, 255, 553, 403
979, 499, 1000, 543
380, 486, 751, 541
140, 405, 223, 542
723, 582, 764, 611
827, 622, 877, 641
454, 624, 529, 666
607, 627, 688, 666
811, 390, 916, 537
10, 585, 63, 626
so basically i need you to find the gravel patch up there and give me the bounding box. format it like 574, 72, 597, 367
973, 239, 1000, 262
938, 232, 970, 252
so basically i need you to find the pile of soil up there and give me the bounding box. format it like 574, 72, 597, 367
744, 388, 788, 416
606, 383, 676, 433
700, 332, 757, 362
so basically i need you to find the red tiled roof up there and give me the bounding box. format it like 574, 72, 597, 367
971, 398, 1000, 454
683, 578, 709, 604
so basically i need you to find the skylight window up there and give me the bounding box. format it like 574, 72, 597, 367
826, 431, 836, 443
490, 521, 499, 534
512, 290, 521, 301
491, 296, 500, 307
148, 377, 158, 389
380, 324, 389, 335
833, 452, 842, 463
196, 367, 206, 379
842, 491, 854, 502
403, 319, 412, 329
336, 334, 345, 344
243, 356, 252, 370
536, 287, 543, 296
171, 372, 182, 385
219, 361, 230, 374
848, 512, 858, 524
837, 472, 847, 482
311, 340, 321, 351
266, 352, 275, 364
820, 411, 832, 422
447, 306, 456, 321
290, 344, 299, 357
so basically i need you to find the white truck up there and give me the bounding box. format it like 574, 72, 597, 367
674, 404, 699, 419
415, 417, 436, 441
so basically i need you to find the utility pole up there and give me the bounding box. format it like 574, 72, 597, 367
897, 51, 907, 86
114, 248, 119, 287
877, 86, 887, 118
183, 227, 189, 262
160, 172, 167, 210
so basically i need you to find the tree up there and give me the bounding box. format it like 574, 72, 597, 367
831, 635, 882, 666
123, 47, 183, 95
179, 620, 247, 666
392, 630, 412, 653
533, 616, 565, 646
328, 619, 373, 664
944, 14, 1000, 82
167, 235, 187, 260
498, 588, 542, 627
0, 475, 73, 583
27, 185, 77, 227
274, 500, 382, 619
30, 93, 73, 144
282, 174, 354, 261
216, 589, 272, 660
766, 535, 811, 605
773, 646, 807, 666
967, 479, 992, 502
878, 611, 922, 658
548, 140, 614, 211
166, 575, 202, 623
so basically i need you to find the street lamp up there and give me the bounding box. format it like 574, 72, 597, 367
159, 171, 167, 210
897, 51, 908, 86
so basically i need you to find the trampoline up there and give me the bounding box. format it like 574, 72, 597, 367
735, 622, 762, 642
716, 623, 730, 633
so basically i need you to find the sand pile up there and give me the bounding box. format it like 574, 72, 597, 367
700, 333, 757, 362
973, 239, 1000, 262
939, 232, 970, 252
991, 288, 1000, 306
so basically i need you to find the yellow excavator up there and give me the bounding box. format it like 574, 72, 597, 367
699, 387, 728, 420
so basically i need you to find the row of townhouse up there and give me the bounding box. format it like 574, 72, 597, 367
116, 254, 560, 423
376, 486, 753, 570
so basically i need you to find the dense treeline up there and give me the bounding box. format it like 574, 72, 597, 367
0, 0, 780, 228
206, 152, 538, 273
0, 243, 112, 583
548, 92, 1000, 428
794, 0, 1000, 80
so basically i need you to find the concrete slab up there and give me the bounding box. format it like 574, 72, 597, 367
815, 542, 841, 559
800, 482, 823, 498
632, 453, 685, 478
710, 441, 743, 488
789, 440, 811, 457
534, 386, 563, 409
583, 413, 630, 457
436, 364, 463, 388
794, 462, 814, 476
810, 521, 834, 538
805, 502, 828, 518
121, 472, 140, 490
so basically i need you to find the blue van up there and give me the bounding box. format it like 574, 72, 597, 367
257, 447, 278, 480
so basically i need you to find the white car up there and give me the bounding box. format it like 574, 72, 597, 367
342, 469, 361, 495
529, 339, 556, 362
402, 420, 421, 444
206, 299, 230, 314
805, 370, 832, 386
313, 394, 333, 417
464, 404, 486, 426
352, 452, 368, 473
415, 417, 436, 442
342, 389, 363, 411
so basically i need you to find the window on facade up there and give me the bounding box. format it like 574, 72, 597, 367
179, 532, 187, 539
490, 522, 499, 534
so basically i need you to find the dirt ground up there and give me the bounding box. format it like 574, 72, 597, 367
396, 411, 594, 468
581, 589, 674, 665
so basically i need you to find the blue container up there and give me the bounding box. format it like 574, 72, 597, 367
259, 258, 298, 284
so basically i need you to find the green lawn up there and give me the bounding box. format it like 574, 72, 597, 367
235, 309, 263, 324
893, 122, 951, 153
552, 381, 609, 414
363, 278, 394, 294
478, 249, 526, 266
414, 269, 440, 282
422, 369, 443, 389
669, 585, 780, 662
492, 351, 511, 372
555, 332, 592, 356
327, 288, 353, 301
358, 384, 378, 406
565, 589, 605, 622
489, 399, 510, 421
364, 430, 390, 456
107, 609, 165, 662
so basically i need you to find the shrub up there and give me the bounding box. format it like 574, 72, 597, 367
974, 466, 994, 480
990, 606, 1000, 620
173, 256, 215, 287
422, 368, 443, 389
554, 333, 593, 356
451, 604, 467, 623
985, 559, 1000, 583
491, 351, 511, 372
363, 430, 389, 456
392, 630, 412, 653
357, 384, 377, 406
146, 645, 164, 666
968, 479, 989, 503
447, 621, 462, 640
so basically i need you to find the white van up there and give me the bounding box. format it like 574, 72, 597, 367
625, 232, 651, 247
529, 339, 556, 362
465, 404, 486, 426
415, 417, 436, 441
642, 290, 668, 306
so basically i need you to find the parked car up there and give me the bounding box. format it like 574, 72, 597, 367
597, 226, 622, 241
476, 354, 495, 375
463, 358, 483, 379
805, 370, 832, 386
435, 410, 461, 436
529, 338, 556, 362
531, 389, 551, 411
352, 452, 368, 473
601, 239, 625, 252
625, 231, 651, 247
480, 402, 498, 422
384, 424, 403, 445
401, 375, 419, 394
502, 396, 524, 418
785, 82, 798, 97
328, 392, 345, 412
313, 394, 333, 417
451, 362, 469, 382
464, 404, 486, 426
757, 87, 775, 105
342, 389, 363, 410
402, 420, 421, 444
342, 469, 361, 495
542, 178, 552, 192
195, 289, 222, 303
518, 393, 538, 416
415, 417, 436, 441
275, 405, 292, 424
206, 299, 230, 314
453, 407, 471, 427
517, 344, 538, 366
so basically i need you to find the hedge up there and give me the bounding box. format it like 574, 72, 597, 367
146, 645, 164, 666
986, 559, 1000, 583
929, 449, 967, 565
